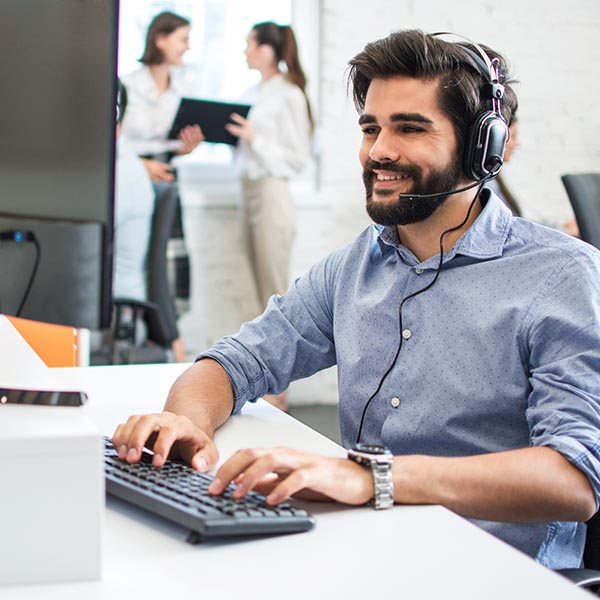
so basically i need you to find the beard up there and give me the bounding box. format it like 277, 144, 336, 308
363, 159, 463, 226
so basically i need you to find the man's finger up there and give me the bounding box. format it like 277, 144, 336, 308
209, 448, 270, 494
266, 468, 314, 505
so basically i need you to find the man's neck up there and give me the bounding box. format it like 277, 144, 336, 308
396, 190, 483, 262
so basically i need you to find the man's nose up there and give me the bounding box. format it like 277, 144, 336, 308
369, 131, 401, 163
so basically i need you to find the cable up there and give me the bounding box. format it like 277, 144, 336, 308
354, 180, 488, 444
16, 236, 40, 317
0, 230, 40, 317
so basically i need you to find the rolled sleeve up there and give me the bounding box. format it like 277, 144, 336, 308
525, 248, 600, 506
197, 250, 341, 413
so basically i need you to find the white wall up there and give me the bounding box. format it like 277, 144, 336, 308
177, 0, 600, 404
318, 0, 600, 224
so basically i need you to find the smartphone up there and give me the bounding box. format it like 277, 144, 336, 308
0, 387, 88, 407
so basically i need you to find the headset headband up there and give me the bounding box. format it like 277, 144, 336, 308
431, 31, 505, 115
431, 31, 509, 180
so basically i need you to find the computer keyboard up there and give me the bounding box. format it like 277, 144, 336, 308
103, 436, 315, 542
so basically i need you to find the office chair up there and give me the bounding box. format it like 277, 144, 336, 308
93, 182, 181, 365
561, 173, 600, 249
143, 182, 180, 348
167, 184, 192, 318
557, 511, 600, 594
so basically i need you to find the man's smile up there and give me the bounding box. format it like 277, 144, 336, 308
371, 170, 413, 194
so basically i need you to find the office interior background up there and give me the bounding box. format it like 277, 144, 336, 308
118, 0, 599, 406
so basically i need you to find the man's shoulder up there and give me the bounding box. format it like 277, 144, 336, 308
510, 217, 599, 257
307, 225, 380, 278
330, 224, 380, 258
507, 217, 600, 280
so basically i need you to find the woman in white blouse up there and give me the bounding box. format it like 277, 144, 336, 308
225, 22, 313, 411
121, 11, 203, 182
226, 22, 313, 309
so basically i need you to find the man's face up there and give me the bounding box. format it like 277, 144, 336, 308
358, 76, 463, 226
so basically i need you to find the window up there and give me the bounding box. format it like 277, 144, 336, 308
119, 0, 293, 98
118, 0, 319, 169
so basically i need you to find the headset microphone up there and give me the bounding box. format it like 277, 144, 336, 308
399, 172, 495, 202
382, 152, 502, 208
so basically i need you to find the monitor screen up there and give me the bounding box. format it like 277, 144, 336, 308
0, 0, 119, 329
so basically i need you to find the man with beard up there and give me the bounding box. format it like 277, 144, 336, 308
113, 30, 600, 567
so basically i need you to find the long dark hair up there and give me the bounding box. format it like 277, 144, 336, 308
140, 11, 190, 65
252, 21, 314, 131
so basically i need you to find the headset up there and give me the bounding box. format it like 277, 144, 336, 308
434, 32, 509, 181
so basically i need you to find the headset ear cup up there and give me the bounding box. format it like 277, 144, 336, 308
464, 111, 508, 180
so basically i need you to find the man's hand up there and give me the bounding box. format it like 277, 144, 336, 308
112, 411, 218, 472
208, 447, 375, 506
141, 158, 176, 182
225, 113, 255, 143
176, 124, 204, 154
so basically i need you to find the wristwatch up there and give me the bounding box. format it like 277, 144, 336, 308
348, 443, 394, 510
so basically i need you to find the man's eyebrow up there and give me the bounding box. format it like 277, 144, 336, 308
358, 112, 434, 125
391, 112, 433, 124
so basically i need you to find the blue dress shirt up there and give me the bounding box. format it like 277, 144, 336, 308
200, 191, 600, 568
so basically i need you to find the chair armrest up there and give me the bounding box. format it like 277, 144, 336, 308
557, 567, 600, 591
113, 297, 162, 345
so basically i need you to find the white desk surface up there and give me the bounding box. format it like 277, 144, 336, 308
1, 362, 589, 599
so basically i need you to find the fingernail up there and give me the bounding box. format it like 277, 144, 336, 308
118, 445, 127, 459
195, 456, 207, 471
233, 482, 245, 497
153, 453, 163, 466
208, 477, 222, 494
127, 447, 137, 461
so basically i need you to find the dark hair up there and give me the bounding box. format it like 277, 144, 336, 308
140, 11, 190, 65
252, 21, 314, 131
348, 30, 518, 161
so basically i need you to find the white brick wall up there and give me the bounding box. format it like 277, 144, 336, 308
177, 0, 600, 404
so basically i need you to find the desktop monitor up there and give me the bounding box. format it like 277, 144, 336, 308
0, 0, 119, 329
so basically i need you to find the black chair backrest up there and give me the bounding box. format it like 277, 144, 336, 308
145, 182, 180, 346
561, 173, 600, 249
585, 511, 600, 570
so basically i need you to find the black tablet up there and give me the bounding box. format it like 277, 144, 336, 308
168, 98, 251, 146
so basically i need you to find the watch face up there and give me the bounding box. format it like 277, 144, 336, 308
352, 443, 388, 455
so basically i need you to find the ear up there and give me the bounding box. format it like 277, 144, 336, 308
155, 33, 168, 50
258, 43, 277, 65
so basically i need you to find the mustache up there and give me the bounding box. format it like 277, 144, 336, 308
362, 160, 422, 179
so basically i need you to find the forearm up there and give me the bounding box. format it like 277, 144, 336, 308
164, 358, 234, 438
393, 446, 596, 522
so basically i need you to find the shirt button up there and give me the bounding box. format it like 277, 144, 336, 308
402, 329, 412, 340
391, 397, 401, 408
415, 268, 424, 274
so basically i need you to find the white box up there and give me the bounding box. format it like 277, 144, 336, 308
0, 404, 103, 585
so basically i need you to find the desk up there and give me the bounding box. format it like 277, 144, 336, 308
1, 363, 589, 599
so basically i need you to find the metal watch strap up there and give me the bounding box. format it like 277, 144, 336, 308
372, 456, 394, 510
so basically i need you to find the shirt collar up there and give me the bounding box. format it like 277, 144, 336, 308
374, 188, 513, 266
140, 65, 187, 97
